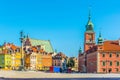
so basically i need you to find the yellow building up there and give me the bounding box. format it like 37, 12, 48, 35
24, 46, 52, 71
0, 53, 12, 70
11, 52, 22, 70
30, 52, 37, 70
0, 43, 22, 70
25, 54, 30, 70
36, 53, 42, 70
25, 52, 52, 71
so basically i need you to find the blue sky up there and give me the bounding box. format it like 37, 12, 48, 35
0, 0, 120, 57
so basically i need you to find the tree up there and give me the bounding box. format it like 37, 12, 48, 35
67, 58, 75, 68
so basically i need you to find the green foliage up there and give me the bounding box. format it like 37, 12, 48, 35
67, 58, 75, 68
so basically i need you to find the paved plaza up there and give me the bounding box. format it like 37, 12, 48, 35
0, 71, 120, 78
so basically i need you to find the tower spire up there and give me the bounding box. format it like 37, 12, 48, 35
84, 7, 95, 51
20, 30, 24, 38
79, 47, 82, 53
88, 7, 91, 21
85, 7, 94, 32
98, 32, 103, 45
27, 34, 29, 38
88, 6, 92, 21
99, 32, 101, 37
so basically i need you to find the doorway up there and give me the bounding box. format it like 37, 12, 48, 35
108, 68, 112, 73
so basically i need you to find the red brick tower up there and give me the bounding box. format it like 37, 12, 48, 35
84, 12, 95, 52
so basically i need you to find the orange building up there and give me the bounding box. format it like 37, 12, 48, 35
25, 48, 52, 71
85, 40, 120, 73
41, 52, 52, 70
78, 12, 120, 73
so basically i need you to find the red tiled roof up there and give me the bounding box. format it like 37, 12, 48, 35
54, 52, 67, 58
103, 40, 120, 51
31, 47, 37, 52
31, 46, 45, 53
3, 49, 8, 54
11, 44, 17, 50
4, 43, 18, 50
86, 40, 120, 53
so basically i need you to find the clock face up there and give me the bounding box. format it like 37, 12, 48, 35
89, 34, 92, 39
87, 34, 92, 42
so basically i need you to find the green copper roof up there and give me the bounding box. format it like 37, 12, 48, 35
79, 47, 82, 53
86, 10, 94, 32
97, 33, 104, 44
86, 20, 94, 32
29, 38, 54, 53
88, 21, 93, 26
85, 30, 94, 33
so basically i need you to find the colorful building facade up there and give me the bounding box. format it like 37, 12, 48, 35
86, 40, 120, 73
72, 57, 78, 71
52, 52, 67, 71
78, 12, 120, 73
24, 37, 53, 71
0, 54, 11, 70
0, 43, 21, 70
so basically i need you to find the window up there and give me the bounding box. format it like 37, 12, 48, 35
116, 53, 119, 57
109, 68, 112, 73
102, 53, 105, 57
116, 68, 119, 72
55, 63, 56, 66
109, 53, 112, 57
116, 61, 119, 66
102, 61, 106, 66
110, 61, 112, 66
58, 63, 60, 66
103, 68, 106, 72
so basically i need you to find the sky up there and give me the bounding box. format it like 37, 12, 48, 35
0, 0, 120, 57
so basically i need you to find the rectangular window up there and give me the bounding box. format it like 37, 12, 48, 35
58, 63, 61, 66
116, 68, 119, 72
102, 53, 105, 57
116, 53, 119, 57
109, 53, 112, 57
110, 61, 112, 66
102, 68, 106, 72
102, 61, 106, 66
116, 61, 119, 66
55, 63, 56, 66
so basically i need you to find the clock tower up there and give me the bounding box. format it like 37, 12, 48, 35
84, 11, 95, 52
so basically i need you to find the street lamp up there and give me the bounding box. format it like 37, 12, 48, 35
19, 31, 25, 71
